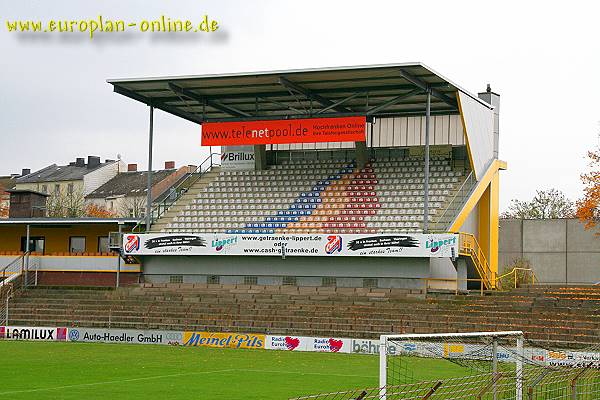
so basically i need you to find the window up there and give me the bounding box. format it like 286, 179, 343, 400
207, 275, 220, 284
69, 237, 86, 253
363, 278, 378, 288
67, 183, 74, 194
243, 276, 258, 286
54, 184, 60, 194
41, 185, 47, 194
98, 237, 109, 253
322, 277, 337, 287
282, 276, 297, 286
169, 275, 183, 284
20, 237, 45, 254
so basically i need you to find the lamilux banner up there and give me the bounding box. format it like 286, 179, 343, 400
123, 233, 459, 258
201, 116, 366, 146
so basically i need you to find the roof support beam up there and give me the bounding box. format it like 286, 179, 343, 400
168, 83, 252, 118
113, 86, 203, 124
398, 69, 457, 108
315, 92, 363, 115
278, 76, 351, 113
366, 89, 422, 116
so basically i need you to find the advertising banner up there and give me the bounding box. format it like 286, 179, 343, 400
266, 335, 351, 353
201, 116, 366, 146
182, 331, 265, 349
123, 233, 459, 258
67, 328, 183, 346
221, 146, 255, 170
0, 326, 67, 341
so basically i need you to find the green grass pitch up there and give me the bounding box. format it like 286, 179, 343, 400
0, 341, 468, 399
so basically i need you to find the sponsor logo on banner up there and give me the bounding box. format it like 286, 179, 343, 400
221, 146, 255, 171
212, 236, 238, 252
347, 235, 419, 256
351, 339, 400, 355
123, 233, 459, 258
201, 116, 366, 146
1, 326, 67, 341
183, 332, 265, 349
426, 236, 458, 254
124, 235, 140, 252
67, 328, 183, 345
266, 335, 306, 351
325, 235, 342, 254
311, 337, 350, 353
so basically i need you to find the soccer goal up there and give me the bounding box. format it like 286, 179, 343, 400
379, 331, 525, 400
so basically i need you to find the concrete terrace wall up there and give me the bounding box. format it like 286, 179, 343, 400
141, 255, 434, 289
499, 218, 600, 284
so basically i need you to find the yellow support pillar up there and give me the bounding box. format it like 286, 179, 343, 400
477, 171, 500, 287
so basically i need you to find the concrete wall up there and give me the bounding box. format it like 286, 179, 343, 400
141, 255, 440, 289
499, 218, 600, 284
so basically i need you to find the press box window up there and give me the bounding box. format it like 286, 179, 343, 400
363, 278, 378, 288
98, 237, 110, 253
207, 275, 220, 284
282, 276, 297, 286
243, 276, 258, 286
322, 277, 337, 287
69, 237, 86, 253
169, 275, 183, 284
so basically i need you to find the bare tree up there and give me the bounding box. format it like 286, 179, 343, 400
46, 186, 86, 217
501, 189, 575, 219
118, 196, 146, 218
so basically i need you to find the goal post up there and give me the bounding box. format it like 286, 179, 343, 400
379, 331, 524, 400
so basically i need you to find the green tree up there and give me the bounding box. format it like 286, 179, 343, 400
501, 189, 575, 219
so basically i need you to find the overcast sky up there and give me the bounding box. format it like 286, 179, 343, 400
1, 0, 598, 210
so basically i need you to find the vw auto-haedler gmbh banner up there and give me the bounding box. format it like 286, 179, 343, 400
123, 233, 459, 258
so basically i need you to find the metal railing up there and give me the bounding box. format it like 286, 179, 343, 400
496, 268, 538, 291
132, 152, 221, 232
459, 232, 495, 290
0, 252, 39, 325
432, 170, 476, 231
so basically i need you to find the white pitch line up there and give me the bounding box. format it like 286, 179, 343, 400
235, 368, 377, 379
0, 369, 237, 395
0, 367, 376, 395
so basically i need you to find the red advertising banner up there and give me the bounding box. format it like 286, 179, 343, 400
201, 116, 366, 146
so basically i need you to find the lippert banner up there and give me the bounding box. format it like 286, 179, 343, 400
201, 116, 366, 146
123, 233, 459, 258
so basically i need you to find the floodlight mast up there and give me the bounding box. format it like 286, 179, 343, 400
379, 331, 524, 400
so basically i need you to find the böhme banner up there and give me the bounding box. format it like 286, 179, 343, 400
201, 116, 366, 146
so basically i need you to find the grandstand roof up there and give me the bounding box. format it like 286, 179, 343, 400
108, 63, 493, 124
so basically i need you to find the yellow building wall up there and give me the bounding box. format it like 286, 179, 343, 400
0, 223, 131, 254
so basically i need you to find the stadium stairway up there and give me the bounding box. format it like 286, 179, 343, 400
151, 167, 221, 232
6, 284, 600, 348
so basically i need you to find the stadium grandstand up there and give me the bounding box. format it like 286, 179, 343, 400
2, 63, 599, 400
108, 63, 504, 292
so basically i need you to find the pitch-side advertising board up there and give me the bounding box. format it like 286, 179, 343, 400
122, 233, 459, 258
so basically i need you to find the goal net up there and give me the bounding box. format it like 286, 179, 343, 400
380, 331, 526, 400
